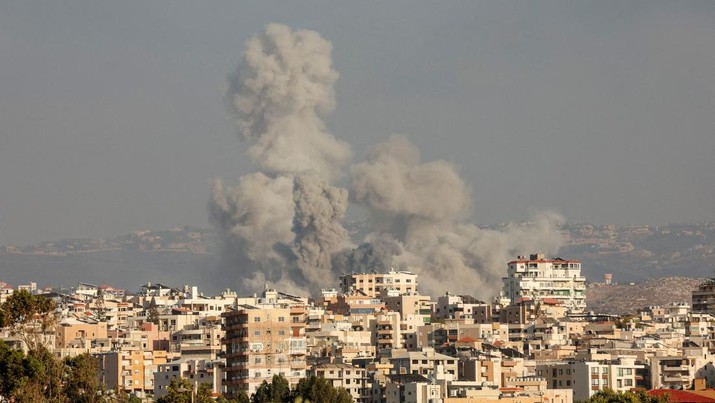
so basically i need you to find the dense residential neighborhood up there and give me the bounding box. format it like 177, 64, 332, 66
4, 253, 715, 402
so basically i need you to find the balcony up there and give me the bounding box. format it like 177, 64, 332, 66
662, 365, 689, 372
663, 375, 689, 383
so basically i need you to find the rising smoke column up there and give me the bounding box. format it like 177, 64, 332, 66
210, 24, 351, 293
212, 24, 565, 297
346, 135, 564, 296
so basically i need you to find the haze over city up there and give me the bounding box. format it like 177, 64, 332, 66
1, 1, 713, 250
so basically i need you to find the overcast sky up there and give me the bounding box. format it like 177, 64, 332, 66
0, 1, 713, 246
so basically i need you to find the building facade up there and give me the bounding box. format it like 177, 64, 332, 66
339, 270, 418, 298
223, 305, 307, 398
502, 253, 586, 313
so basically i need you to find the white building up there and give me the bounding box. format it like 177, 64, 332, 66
502, 253, 586, 313
536, 357, 643, 401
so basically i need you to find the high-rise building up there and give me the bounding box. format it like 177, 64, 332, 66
223, 296, 307, 398
502, 253, 586, 313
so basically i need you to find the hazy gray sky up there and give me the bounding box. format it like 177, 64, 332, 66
1, 1, 713, 247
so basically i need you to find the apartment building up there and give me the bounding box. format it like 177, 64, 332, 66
154, 357, 225, 399
535, 357, 643, 401
434, 293, 488, 321
339, 270, 418, 298
95, 348, 169, 393
55, 318, 108, 355
693, 279, 715, 313
502, 253, 586, 313
389, 348, 459, 378
223, 304, 308, 398
311, 363, 370, 403
650, 346, 715, 389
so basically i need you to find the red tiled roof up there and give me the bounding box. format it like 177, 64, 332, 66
541, 298, 562, 305
456, 337, 479, 343
648, 389, 715, 403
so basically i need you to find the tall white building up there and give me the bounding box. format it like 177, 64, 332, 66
502, 253, 586, 313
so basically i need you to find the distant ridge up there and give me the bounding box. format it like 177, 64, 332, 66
585, 277, 703, 314
1, 222, 714, 296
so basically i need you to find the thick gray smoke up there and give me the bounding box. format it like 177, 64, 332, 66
212, 24, 564, 297
346, 135, 564, 296
291, 175, 350, 285
225, 23, 350, 181
211, 24, 351, 294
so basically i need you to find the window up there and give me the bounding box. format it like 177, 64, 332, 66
592, 379, 599, 385
254, 317, 261, 322
278, 317, 285, 322
591, 367, 599, 374
602, 367, 608, 374
624, 379, 633, 387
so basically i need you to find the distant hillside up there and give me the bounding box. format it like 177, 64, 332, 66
1, 222, 714, 296
585, 277, 703, 314
560, 222, 715, 282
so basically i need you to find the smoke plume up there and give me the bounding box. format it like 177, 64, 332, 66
211, 24, 564, 297
344, 135, 564, 296
211, 24, 351, 294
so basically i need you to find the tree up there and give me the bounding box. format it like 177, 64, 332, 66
148, 296, 160, 325
291, 375, 353, 403
0, 289, 56, 350
0, 339, 26, 398
197, 383, 214, 403
158, 377, 192, 403
64, 353, 102, 403
252, 375, 291, 403
95, 288, 108, 322
586, 388, 669, 403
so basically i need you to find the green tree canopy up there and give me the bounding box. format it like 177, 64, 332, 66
158, 377, 193, 403
0, 289, 56, 350
290, 375, 353, 403
586, 388, 669, 403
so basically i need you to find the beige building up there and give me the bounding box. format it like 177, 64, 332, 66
154, 357, 225, 399
389, 348, 458, 378
311, 363, 370, 403
223, 304, 307, 398
55, 319, 108, 352
650, 346, 715, 389
340, 270, 418, 298
96, 348, 168, 393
